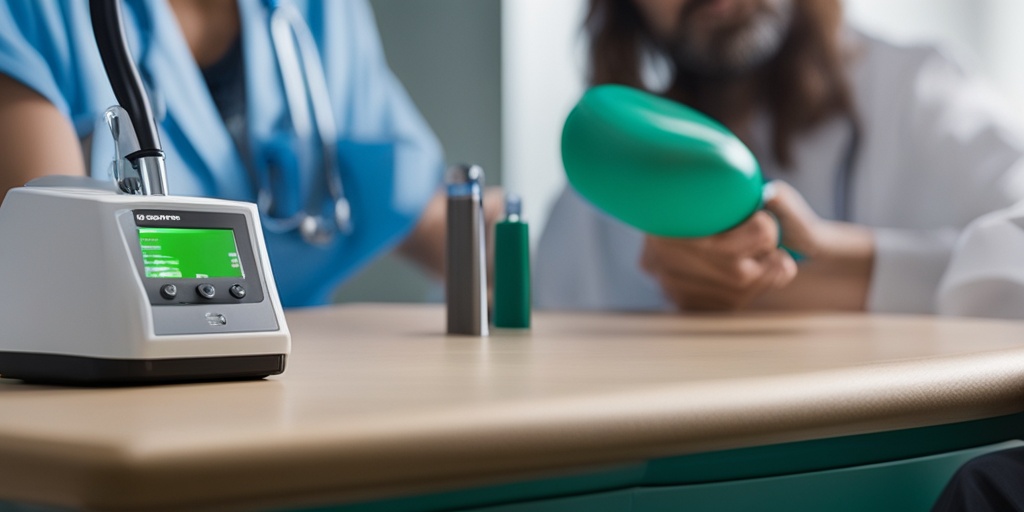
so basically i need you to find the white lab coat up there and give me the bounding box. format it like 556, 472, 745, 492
536, 31, 1024, 314
937, 202, 1024, 319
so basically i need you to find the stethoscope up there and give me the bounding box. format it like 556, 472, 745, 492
134, 0, 353, 245
833, 118, 861, 222
260, 0, 352, 245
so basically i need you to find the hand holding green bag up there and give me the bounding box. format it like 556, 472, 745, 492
560, 84, 769, 239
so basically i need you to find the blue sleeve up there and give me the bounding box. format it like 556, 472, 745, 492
324, 0, 445, 218
262, 0, 446, 306
0, 1, 75, 117
0, 1, 100, 134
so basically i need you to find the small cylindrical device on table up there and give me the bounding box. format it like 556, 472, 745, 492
493, 194, 530, 329
446, 164, 489, 336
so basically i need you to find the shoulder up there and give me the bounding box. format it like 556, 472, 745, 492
293, 0, 382, 57
846, 28, 973, 93
845, 28, 1001, 109
846, 27, 1019, 133
0, 1, 90, 42
0, 1, 97, 116
299, 0, 375, 27
850, 29, 951, 65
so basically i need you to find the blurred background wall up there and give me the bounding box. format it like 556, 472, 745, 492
336, 0, 1024, 304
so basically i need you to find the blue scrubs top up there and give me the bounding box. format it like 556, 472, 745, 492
0, 0, 445, 307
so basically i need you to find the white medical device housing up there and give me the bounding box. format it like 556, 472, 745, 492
0, 179, 290, 384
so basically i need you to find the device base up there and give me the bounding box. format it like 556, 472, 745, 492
0, 352, 286, 386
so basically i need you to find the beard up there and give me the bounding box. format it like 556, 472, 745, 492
665, 0, 795, 79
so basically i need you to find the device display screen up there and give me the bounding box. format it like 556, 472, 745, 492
138, 227, 244, 279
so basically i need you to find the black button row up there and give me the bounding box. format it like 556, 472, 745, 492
158, 283, 247, 301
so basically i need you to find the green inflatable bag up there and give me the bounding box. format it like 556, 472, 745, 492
561, 84, 765, 238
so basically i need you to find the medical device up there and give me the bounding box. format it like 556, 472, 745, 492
260, 0, 351, 245
0, 0, 289, 385
562, 84, 764, 237
446, 165, 488, 336
562, 84, 861, 234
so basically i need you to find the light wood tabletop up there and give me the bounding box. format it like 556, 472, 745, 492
2, 304, 1024, 512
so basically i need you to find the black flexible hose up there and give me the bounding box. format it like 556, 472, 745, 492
90, 0, 162, 155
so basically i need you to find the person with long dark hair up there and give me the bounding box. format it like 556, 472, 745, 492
535, 0, 1024, 314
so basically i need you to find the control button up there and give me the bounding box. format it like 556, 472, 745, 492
196, 284, 216, 299
160, 284, 178, 300
229, 284, 247, 299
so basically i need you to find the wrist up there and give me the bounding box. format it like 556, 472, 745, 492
814, 221, 875, 267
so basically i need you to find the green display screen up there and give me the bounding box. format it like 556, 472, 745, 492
138, 227, 243, 279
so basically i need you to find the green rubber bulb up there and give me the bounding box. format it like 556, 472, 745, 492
561, 84, 764, 238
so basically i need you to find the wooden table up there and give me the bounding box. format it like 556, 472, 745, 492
2, 305, 1024, 512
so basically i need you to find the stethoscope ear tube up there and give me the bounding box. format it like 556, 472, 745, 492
90, 0, 163, 157
90, 0, 168, 196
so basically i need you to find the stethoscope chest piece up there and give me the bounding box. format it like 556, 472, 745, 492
256, 0, 351, 246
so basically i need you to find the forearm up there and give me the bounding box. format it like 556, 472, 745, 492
0, 75, 85, 203
396, 190, 447, 278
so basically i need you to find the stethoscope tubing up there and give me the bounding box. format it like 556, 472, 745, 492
264, 1, 352, 243
133, 0, 354, 244
834, 117, 861, 222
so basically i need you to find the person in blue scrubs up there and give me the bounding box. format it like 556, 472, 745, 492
0, 0, 449, 307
